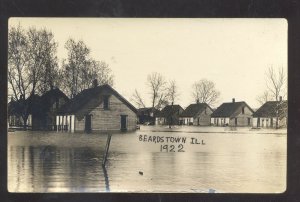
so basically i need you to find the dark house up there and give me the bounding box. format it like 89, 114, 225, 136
180, 102, 214, 126
8, 94, 42, 129
137, 107, 160, 125
8, 88, 69, 130
39, 88, 69, 130
252, 100, 287, 128
57, 84, 138, 133
155, 104, 184, 125
211, 98, 254, 127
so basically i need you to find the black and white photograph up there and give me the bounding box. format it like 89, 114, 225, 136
7, 18, 287, 193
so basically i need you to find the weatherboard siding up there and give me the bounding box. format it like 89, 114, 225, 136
74, 94, 137, 132
194, 108, 213, 126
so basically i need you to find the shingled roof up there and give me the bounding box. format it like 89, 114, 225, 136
180, 103, 213, 118
41, 88, 69, 102
211, 101, 254, 118
59, 84, 137, 116
156, 105, 183, 118
252, 101, 287, 118
40, 88, 69, 110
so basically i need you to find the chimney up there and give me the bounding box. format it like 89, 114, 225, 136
232, 98, 235, 103
92, 79, 98, 88
279, 96, 282, 102
196, 99, 199, 104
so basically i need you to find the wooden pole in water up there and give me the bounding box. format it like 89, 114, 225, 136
102, 134, 112, 166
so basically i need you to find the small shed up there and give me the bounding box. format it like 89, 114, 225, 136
180, 102, 213, 126
211, 98, 254, 127
155, 104, 184, 125
57, 84, 138, 133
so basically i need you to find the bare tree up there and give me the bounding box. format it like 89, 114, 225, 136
265, 66, 286, 101
192, 79, 220, 106
61, 38, 90, 98
166, 80, 179, 104
90, 60, 114, 87
8, 24, 59, 128
256, 90, 272, 105
30, 28, 60, 94
131, 89, 146, 108
259, 66, 287, 128
61, 39, 114, 98
147, 72, 168, 109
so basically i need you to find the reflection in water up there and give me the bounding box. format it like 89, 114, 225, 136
102, 165, 110, 192
8, 127, 287, 193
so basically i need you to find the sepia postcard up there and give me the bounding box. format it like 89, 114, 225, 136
7, 18, 287, 193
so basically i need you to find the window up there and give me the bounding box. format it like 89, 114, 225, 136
103, 96, 109, 110
242, 107, 245, 114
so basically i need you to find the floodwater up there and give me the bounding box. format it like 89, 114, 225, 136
8, 126, 287, 193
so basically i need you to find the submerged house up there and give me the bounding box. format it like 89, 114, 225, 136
56, 83, 138, 133
211, 98, 254, 127
180, 102, 213, 126
155, 104, 184, 125
252, 99, 287, 128
39, 88, 69, 130
8, 94, 39, 129
8, 88, 69, 130
137, 107, 159, 125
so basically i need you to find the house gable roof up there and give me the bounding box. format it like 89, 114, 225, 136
59, 84, 137, 117
156, 105, 183, 118
252, 100, 287, 118
8, 94, 42, 116
40, 88, 69, 110
180, 103, 213, 118
211, 101, 254, 118
41, 88, 69, 102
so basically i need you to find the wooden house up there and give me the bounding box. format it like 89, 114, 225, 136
211, 98, 254, 127
137, 107, 160, 125
8, 94, 42, 129
8, 88, 69, 130
179, 102, 213, 126
56, 84, 138, 133
155, 104, 184, 125
39, 88, 69, 130
252, 99, 287, 128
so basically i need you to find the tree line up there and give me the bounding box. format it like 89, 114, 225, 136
8, 24, 114, 126
131, 72, 221, 110
132, 66, 287, 111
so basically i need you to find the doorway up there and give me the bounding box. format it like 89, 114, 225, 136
85, 114, 92, 133
120, 115, 127, 131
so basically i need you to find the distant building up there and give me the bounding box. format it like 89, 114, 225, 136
137, 107, 160, 125
155, 104, 184, 125
211, 98, 254, 127
252, 99, 287, 128
180, 102, 213, 126
57, 84, 138, 133
8, 88, 69, 130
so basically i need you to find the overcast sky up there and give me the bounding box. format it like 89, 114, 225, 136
9, 18, 287, 109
